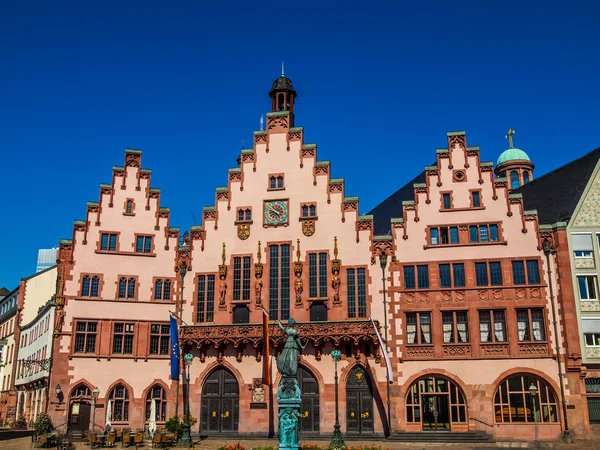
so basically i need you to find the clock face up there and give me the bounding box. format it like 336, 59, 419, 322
264, 200, 289, 225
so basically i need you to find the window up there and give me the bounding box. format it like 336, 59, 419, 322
310, 302, 328, 321
442, 311, 469, 343
442, 193, 451, 210
511, 260, 539, 285
430, 226, 459, 245
479, 310, 507, 343
301, 204, 316, 217
575, 251, 593, 258
136, 236, 152, 253
586, 378, 600, 424
510, 171, 520, 189
126, 200, 133, 214
74, 321, 97, 353
153, 279, 172, 300
406, 376, 467, 424
233, 256, 252, 301
309, 253, 328, 298
109, 385, 130, 422
347, 268, 367, 318
269, 175, 284, 189
112, 323, 135, 354
417, 266, 429, 288
196, 275, 215, 322
471, 191, 481, 208
516, 309, 546, 342
269, 244, 291, 320
81, 275, 100, 297
438, 263, 465, 288
585, 333, 600, 347
118, 277, 136, 299
71, 384, 92, 398
149, 324, 170, 355
237, 208, 252, 222
100, 233, 117, 251
146, 385, 167, 422
233, 305, 250, 323
523, 171, 530, 184
475, 262, 503, 287
578, 276, 598, 301
406, 312, 431, 344
469, 224, 499, 243
494, 375, 558, 423
404, 266, 415, 289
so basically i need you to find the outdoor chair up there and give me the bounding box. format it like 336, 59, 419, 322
133, 432, 143, 448
151, 433, 161, 448
106, 433, 116, 448
121, 431, 131, 447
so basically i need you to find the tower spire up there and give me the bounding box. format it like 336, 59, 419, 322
282, 61, 285, 77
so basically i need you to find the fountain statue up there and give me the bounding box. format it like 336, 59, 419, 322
276, 317, 305, 450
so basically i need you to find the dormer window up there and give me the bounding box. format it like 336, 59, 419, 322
236, 207, 252, 223
126, 200, 133, 214
268, 174, 285, 190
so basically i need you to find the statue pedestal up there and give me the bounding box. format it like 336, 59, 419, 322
277, 376, 301, 450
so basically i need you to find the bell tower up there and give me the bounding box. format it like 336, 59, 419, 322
269, 64, 297, 114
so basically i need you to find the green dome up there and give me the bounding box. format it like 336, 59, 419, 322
497, 148, 530, 166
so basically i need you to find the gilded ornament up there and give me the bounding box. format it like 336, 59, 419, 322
237, 223, 250, 240
301, 219, 315, 237
218, 242, 228, 310
294, 239, 303, 306
331, 236, 342, 306
255, 241, 263, 305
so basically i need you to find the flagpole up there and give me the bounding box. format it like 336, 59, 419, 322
379, 254, 392, 436
175, 261, 188, 418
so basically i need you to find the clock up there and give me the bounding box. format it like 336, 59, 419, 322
264, 200, 289, 226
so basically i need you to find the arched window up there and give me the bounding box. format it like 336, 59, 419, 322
146, 385, 167, 422
70, 384, 92, 398
163, 280, 171, 300
405, 375, 467, 428
118, 278, 127, 298
155, 280, 163, 300
585, 378, 600, 424
237, 210, 244, 221
523, 171, 530, 184
82, 276, 91, 297
245, 209, 251, 221
109, 385, 130, 422
309, 205, 316, 217
126, 200, 133, 214
510, 171, 520, 189
91, 276, 99, 297
494, 374, 558, 423
277, 176, 284, 189
269, 177, 277, 189
302, 205, 309, 217
127, 278, 135, 299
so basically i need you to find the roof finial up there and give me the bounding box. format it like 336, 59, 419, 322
334, 236, 339, 260
221, 242, 226, 266
296, 239, 301, 263
281, 61, 285, 77
257, 241, 262, 264
241, 139, 244, 150
505, 128, 515, 149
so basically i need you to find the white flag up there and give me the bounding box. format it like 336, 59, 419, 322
370, 315, 394, 383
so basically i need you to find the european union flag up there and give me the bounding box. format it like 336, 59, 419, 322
170, 315, 180, 380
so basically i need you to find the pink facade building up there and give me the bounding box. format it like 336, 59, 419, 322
43, 75, 588, 441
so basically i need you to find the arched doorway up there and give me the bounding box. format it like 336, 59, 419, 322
68, 384, 92, 436
200, 368, 239, 434
494, 373, 558, 423
298, 366, 319, 434
346, 365, 374, 435
405, 375, 467, 431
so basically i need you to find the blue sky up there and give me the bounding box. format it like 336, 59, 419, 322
1, 1, 599, 289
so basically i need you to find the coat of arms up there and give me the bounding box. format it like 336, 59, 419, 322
237, 224, 250, 240
301, 219, 315, 237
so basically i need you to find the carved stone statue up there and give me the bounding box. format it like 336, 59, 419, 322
252, 386, 265, 403
332, 270, 341, 302
294, 278, 303, 303
255, 277, 263, 304
276, 318, 306, 378
219, 279, 227, 304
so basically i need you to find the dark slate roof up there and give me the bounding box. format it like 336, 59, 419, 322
368, 171, 426, 235
270, 76, 296, 95
514, 147, 600, 225
0, 287, 10, 297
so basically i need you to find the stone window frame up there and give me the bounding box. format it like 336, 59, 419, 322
267, 173, 285, 191
152, 277, 176, 302
116, 275, 139, 301
78, 273, 104, 298
300, 202, 317, 219
97, 231, 121, 253
576, 274, 599, 301
123, 198, 136, 216
235, 206, 253, 224
133, 234, 155, 255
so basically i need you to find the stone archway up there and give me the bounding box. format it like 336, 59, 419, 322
345, 365, 374, 435
200, 367, 239, 434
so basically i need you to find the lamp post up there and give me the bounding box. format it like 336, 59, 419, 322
379, 254, 392, 436
178, 353, 193, 448
542, 239, 573, 443
529, 383, 540, 449
91, 387, 100, 432
329, 349, 345, 450
175, 261, 188, 418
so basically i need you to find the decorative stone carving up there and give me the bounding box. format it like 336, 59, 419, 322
301, 219, 315, 237
331, 237, 341, 307
237, 223, 250, 240
581, 301, 600, 312
481, 344, 510, 356
405, 346, 434, 358
293, 239, 303, 307
518, 343, 549, 355
218, 242, 228, 311
454, 291, 465, 302
442, 345, 471, 357
575, 258, 596, 269
585, 347, 600, 359
254, 241, 263, 306
573, 171, 600, 227
267, 115, 289, 131
252, 385, 265, 403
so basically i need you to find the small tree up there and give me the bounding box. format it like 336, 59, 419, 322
165, 415, 182, 438
34, 412, 54, 435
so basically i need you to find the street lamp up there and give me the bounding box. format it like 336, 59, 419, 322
379, 254, 392, 436
529, 383, 540, 449
178, 353, 193, 448
542, 239, 573, 443
329, 349, 345, 450
175, 261, 188, 418
91, 387, 100, 432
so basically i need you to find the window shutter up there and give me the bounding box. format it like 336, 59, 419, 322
582, 319, 600, 334
572, 234, 593, 251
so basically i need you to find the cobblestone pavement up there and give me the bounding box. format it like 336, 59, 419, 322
2, 436, 599, 450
